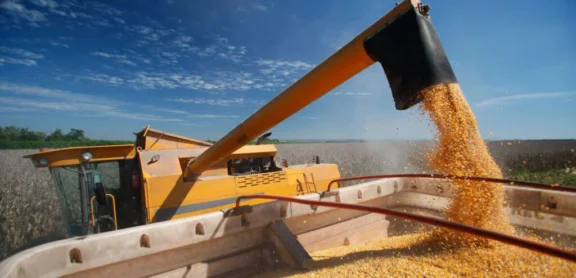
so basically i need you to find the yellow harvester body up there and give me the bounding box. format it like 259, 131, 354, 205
24, 126, 339, 233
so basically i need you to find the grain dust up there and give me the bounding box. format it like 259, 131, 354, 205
257, 83, 575, 277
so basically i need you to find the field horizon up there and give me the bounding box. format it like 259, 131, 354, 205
1, 139, 575, 261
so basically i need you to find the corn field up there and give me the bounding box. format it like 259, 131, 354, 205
0, 150, 67, 261
1, 140, 575, 261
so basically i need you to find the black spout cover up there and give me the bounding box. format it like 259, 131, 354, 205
363, 8, 457, 110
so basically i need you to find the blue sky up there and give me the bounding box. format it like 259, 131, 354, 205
0, 0, 575, 141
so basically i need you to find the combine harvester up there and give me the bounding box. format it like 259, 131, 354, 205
2, 0, 575, 277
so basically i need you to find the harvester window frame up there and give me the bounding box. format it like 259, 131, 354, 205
227, 155, 281, 176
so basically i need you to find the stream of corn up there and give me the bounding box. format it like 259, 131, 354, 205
258, 83, 576, 277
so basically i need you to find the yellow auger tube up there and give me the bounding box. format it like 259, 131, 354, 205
185, 0, 421, 178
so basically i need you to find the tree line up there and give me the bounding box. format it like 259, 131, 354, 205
0, 126, 132, 149
0, 126, 87, 142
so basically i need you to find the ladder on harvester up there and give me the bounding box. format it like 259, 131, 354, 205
297, 173, 317, 195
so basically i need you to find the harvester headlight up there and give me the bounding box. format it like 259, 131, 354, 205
81, 151, 93, 161
38, 157, 48, 166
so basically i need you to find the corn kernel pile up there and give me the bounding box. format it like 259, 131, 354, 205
259, 233, 576, 277
257, 83, 575, 277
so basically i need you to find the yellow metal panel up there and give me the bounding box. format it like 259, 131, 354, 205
141, 128, 213, 150
146, 175, 239, 208
142, 177, 151, 223
230, 145, 277, 157
143, 164, 340, 222
199, 160, 228, 177
24, 144, 136, 168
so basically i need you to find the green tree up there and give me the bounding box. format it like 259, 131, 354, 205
35, 132, 46, 141
65, 128, 86, 141
2, 126, 20, 140
46, 128, 65, 141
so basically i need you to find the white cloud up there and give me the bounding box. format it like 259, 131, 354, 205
129, 25, 153, 35
78, 42, 314, 92
476, 92, 574, 107
0, 96, 115, 112
69, 11, 92, 19
118, 58, 137, 66
0, 56, 37, 66
91, 19, 112, 28
128, 72, 180, 89
0, 46, 44, 59
193, 35, 246, 62
113, 17, 125, 24
0, 105, 30, 112
0, 0, 47, 25
118, 71, 253, 91
161, 51, 180, 59
125, 24, 174, 42
333, 91, 371, 96
78, 73, 125, 85
189, 114, 240, 119
49, 41, 69, 48
172, 35, 196, 52
148, 106, 240, 119
158, 51, 180, 65
0, 96, 182, 122
92, 51, 138, 66
177, 35, 192, 42
0, 82, 114, 104
88, 1, 122, 16
0, 83, 183, 122
254, 59, 313, 88
151, 107, 191, 115
296, 116, 319, 120
95, 110, 182, 122
92, 51, 126, 59
178, 123, 203, 127
251, 3, 268, 11
260, 69, 273, 75
0, 82, 71, 98
48, 9, 67, 16
256, 59, 313, 70
169, 97, 244, 106
29, 0, 58, 9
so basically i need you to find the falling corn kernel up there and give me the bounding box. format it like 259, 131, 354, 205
256, 83, 575, 277
419, 83, 512, 237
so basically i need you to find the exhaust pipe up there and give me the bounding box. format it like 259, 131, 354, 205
185, 0, 457, 179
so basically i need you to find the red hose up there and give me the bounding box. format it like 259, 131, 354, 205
326, 174, 576, 193
235, 194, 576, 263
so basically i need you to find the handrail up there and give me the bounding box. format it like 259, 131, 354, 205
326, 174, 576, 193
234, 194, 576, 263
89, 194, 118, 231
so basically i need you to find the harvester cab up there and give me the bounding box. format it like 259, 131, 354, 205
24, 144, 140, 236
